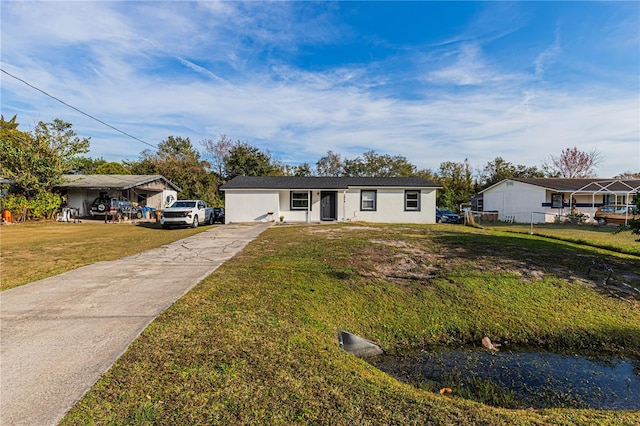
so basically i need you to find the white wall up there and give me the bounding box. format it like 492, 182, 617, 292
345, 188, 436, 224
483, 181, 547, 223
225, 190, 280, 223
66, 190, 95, 216
278, 190, 318, 222
225, 187, 438, 224
483, 181, 569, 223
151, 190, 178, 210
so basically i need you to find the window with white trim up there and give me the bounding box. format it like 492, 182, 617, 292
361, 190, 377, 211
290, 192, 309, 210
405, 190, 420, 211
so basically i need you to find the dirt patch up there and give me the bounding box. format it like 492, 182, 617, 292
345, 233, 640, 303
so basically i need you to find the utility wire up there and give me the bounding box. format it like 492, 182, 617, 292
1, 68, 157, 149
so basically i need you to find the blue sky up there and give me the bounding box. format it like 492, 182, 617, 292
1, 1, 638, 177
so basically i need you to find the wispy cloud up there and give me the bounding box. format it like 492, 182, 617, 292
534, 29, 562, 79
174, 57, 227, 82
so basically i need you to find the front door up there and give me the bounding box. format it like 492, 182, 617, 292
320, 191, 337, 221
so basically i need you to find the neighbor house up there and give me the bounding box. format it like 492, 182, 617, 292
220, 176, 441, 224
479, 178, 640, 223
55, 174, 181, 217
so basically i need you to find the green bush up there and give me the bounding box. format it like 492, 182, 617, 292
0, 191, 61, 220
30, 191, 62, 219
0, 193, 29, 219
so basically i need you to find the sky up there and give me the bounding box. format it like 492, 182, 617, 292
1, 1, 639, 178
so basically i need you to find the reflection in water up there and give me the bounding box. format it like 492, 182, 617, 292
370, 349, 640, 410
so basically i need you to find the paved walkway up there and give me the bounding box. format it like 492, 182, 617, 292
0, 222, 271, 426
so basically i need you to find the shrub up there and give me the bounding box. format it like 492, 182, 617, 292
0, 193, 29, 220
30, 191, 62, 219
0, 191, 62, 221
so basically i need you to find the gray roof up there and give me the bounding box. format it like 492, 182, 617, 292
56, 174, 181, 192
220, 176, 441, 190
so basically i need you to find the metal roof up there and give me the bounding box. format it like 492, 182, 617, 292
220, 176, 441, 190
56, 174, 181, 192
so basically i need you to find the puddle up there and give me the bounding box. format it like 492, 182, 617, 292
369, 349, 640, 410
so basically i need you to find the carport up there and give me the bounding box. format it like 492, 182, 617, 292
569, 179, 640, 225
55, 174, 181, 217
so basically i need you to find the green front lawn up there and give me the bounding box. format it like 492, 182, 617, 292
62, 223, 640, 425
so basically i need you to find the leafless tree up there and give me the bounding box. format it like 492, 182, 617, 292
543, 147, 603, 178
200, 134, 233, 179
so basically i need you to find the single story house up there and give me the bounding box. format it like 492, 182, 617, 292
55, 174, 181, 217
220, 176, 441, 224
479, 178, 640, 223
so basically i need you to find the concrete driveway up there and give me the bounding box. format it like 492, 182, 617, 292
0, 222, 271, 426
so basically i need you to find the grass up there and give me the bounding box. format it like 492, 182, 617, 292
59, 223, 640, 425
0, 220, 211, 290
478, 221, 640, 256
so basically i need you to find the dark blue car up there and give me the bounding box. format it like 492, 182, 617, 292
436, 208, 462, 224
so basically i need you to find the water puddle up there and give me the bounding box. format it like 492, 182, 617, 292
369, 348, 640, 410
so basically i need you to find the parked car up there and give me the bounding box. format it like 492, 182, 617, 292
212, 207, 225, 224
436, 208, 462, 224
161, 199, 214, 228
90, 196, 143, 219
594, 205, 638, 226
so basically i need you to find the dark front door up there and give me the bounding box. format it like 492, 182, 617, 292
320, 191, 337, 221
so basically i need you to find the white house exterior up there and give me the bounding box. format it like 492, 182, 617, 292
480, 178, 640, 223
220, 176, 441, 224
56, 174, 180, 216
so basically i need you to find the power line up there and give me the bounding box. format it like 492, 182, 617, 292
1, 68, 157, 149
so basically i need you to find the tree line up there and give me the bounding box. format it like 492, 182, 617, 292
1, 115, 636, 220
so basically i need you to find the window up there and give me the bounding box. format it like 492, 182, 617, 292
361, 190, 377, 211
290, 192, 309, 210
405, 190, 420, 211
551, 194, 563, 208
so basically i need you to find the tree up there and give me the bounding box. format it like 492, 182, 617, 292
73, 156, 108, 174
200, 134, 233, 180
94, 162, 131, 174
316, 150, 344, 176
0, 116, 90, 196
478, 157, 544, 191
543, 147, 602, 178
0, 115, 90, 219
225, 141, 282, 179
615, 193, 640, 241
343, 150, 415, 177
129, 136, 216, 203
615, 172, 640, 179
415, 168, 439, 183
283, 163, 313, 176
437, 159, 474, 211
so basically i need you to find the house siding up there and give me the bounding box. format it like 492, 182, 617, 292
224, 187, 438, 224
345, 188, 436, 223
226, 190, 280, 222
483, 181, 547, 223
481, 179, 630, 223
